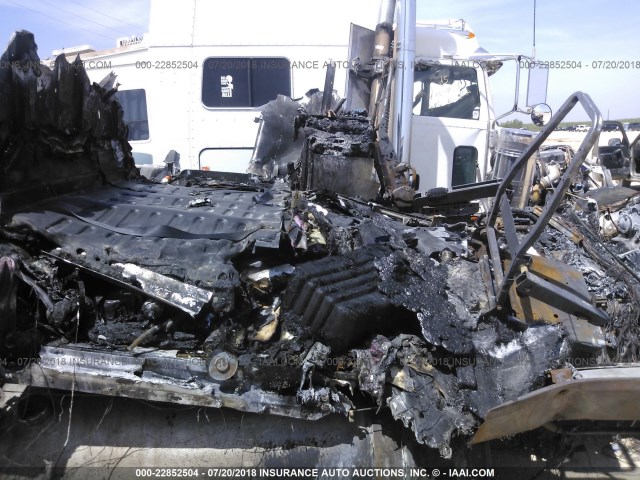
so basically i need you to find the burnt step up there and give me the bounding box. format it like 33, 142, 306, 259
284, 247, 394, 352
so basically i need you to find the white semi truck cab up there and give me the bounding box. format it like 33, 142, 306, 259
342, 0, 552, 207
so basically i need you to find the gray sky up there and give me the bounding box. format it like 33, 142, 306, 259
1, 0, 638, 121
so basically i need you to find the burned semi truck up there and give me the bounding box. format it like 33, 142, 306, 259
1, 2, 640, 476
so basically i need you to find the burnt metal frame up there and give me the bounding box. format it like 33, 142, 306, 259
486, 91, 603, 307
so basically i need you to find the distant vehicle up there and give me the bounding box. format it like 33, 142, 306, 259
628, 122, 640, 131
575, 124, 588, 132
602, 123, 619, 132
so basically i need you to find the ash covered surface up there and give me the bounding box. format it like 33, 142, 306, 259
375, 250, 474, 355
536, 203, 640, 363
463, 321, 567, 418
301, 113, 374, 157
387, 334, 476, 457
0, 31, 136, 212
1, 31, 639, 462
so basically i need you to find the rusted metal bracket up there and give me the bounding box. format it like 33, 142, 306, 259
515, 271, 609, 326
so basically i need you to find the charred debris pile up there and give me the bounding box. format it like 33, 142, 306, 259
1, 32, 640, 458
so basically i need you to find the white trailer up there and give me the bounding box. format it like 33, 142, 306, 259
46, 0, 378, 173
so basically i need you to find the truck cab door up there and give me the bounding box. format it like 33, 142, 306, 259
597, 121, 632, 181
408, 62, 491, 192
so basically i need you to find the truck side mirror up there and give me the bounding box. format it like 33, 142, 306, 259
526, 64, 549, 107
531, 103, 552, 126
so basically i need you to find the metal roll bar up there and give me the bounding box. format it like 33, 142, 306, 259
486, 91, 603, 306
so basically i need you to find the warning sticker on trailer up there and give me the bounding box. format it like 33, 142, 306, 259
220, 75, 234, 98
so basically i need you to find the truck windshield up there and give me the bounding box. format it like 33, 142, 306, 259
412, 65, 480, 120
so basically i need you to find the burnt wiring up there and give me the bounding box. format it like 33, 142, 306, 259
53, 307, 80, 471
565, 211, 640, 363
